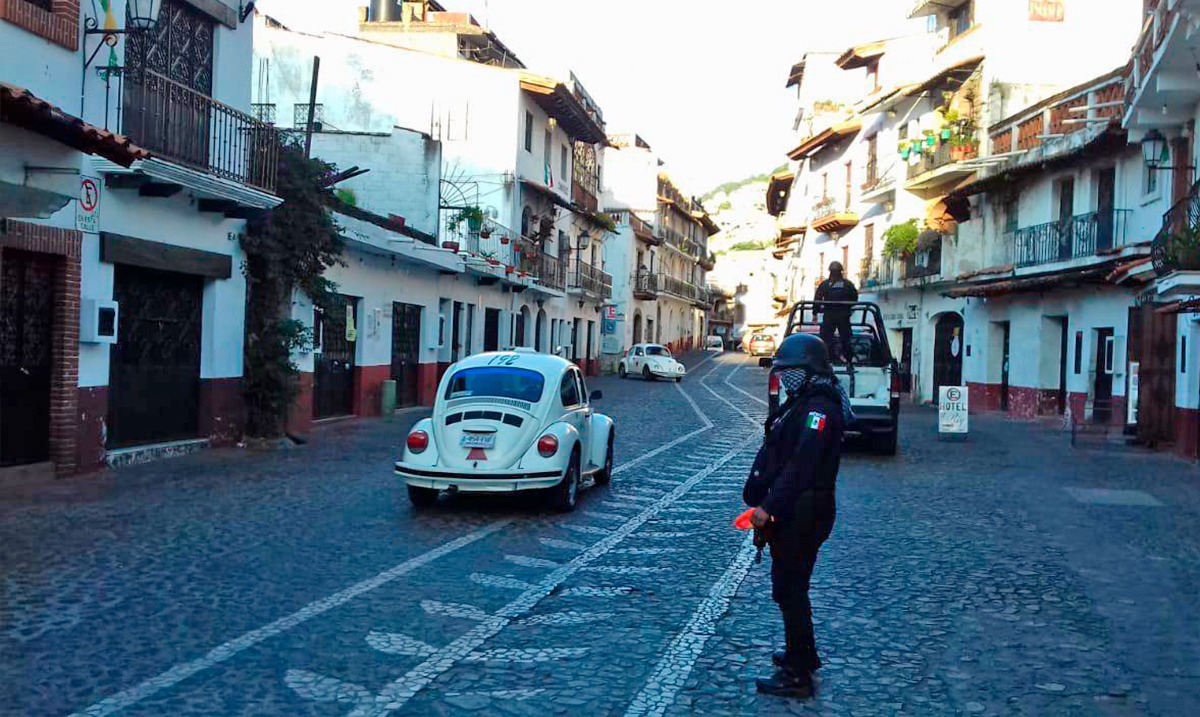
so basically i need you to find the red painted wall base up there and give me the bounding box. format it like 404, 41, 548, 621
352, 364, 392, 418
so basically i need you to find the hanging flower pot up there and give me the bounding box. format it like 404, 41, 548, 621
500, 236, 510, 245
480, 228, 492, 239
940, 128, 952, 140
899, 147, 911, 159
925, 134, 937, 148
467, 216, 484, 232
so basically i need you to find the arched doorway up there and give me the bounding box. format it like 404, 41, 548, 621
632, 311, 643, 345
515, 306, 530, 347
933, 312, 964, 399
535, 309, 547, 352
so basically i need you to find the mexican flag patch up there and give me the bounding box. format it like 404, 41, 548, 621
806, 412, 827, 433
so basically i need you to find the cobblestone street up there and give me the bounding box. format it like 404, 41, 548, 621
3, 353, 1200, 716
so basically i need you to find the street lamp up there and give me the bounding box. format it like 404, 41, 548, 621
84, 0, 164, 71
577, 230, 592, 251
1141, 129, 1169, 169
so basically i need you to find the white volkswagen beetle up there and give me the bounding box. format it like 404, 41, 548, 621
396, 350, 615, 512
617, 344, 686, 382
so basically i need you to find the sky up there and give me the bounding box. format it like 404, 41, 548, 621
257, 0, 912, 196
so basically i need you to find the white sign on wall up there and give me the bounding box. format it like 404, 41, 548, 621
939, 385, 969, 436
1127, 361, 1140, 426
76, 175, 101, 233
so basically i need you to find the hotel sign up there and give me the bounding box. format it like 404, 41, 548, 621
1029, 0, 1065, 22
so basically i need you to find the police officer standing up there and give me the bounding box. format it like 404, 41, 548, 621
743, 333, 849, 698
814, 262, 858, 366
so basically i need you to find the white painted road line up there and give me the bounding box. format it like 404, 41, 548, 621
623, 532, 758, 717
67, 521, 511, 717
344, 440, 755, 716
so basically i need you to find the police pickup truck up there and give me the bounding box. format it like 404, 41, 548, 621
761, 301, 901, 455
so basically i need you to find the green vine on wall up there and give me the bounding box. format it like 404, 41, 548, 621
242, 138, 346, 439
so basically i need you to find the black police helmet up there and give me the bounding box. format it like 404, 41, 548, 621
773, 332, 833, 375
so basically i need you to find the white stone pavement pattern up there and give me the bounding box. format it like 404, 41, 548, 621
5, 351, 1200, 716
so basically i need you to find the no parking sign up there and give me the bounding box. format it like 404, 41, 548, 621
76, 176, 101, 233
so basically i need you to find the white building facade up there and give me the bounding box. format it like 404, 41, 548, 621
2, 0, 280, 474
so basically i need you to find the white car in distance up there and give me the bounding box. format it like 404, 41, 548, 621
395, 350, 615, 512
618, 344, 687, 382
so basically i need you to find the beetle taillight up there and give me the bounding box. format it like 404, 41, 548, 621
768, 372, 781, 398
537, 434, 559, 457
407, 430, 429, 454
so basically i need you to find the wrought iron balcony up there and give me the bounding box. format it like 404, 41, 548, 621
568, 258, 613, 299
810, 195, 859, 233
658, 274, 705, 303
632, 270, 659, 300
904, 141, 978, 182
123, 70, 279, 193
1151, 179, 1200, 275
1007, 210, 1131, 268
515, 236, 566, 291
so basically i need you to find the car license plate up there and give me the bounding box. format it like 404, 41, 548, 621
460, 434, 496, 449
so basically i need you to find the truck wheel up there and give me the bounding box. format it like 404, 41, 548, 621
874, 429, 898, 456
594, 433, 614, 486
407, 486, 439, 508
551, 451, 581, 512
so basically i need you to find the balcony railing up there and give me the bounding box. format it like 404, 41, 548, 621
1151, 179, 1200, 275
1008, 210, 1132, 268
1127, 0, 1178, 116
658, 274, 705, 303
633, 270, 659, 299
905, 141, 977, 181
569, 258, 613, 299
123, 70, 279, 193
515, 236, 566, 291
659, 225, 686, 249
903, 249, 942, 280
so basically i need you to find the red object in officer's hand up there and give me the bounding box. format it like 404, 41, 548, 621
734, 508, 756, 530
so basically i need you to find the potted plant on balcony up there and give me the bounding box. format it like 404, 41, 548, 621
923, 130, 937, 149
442, 240, 460, 253
480, 250, 500, 266
452, 206, 485, 233
500, 235, 510, 245
480, 223, 492, 239
1168, 222, 1200, 270
882, 218, 920, 260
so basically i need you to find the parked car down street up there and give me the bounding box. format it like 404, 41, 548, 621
617, 344, 688, 381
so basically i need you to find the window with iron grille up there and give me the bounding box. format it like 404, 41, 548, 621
124, 0, 214, 93
252, 103, 277, 124
294, 103, 325, 129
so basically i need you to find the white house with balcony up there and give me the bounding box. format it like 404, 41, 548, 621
2, 0, 281, 476
1123, 0, 1200, 458
942, 70, 1168, 435
253, 11, 614, 378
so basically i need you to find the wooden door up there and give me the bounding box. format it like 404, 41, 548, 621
0, 251, 56, 465
1094, 328, 1115, 423
391, 302, 421, 408
933, 313, 964, 398
1132, 304, 1176, 445
313, 295, 356, 419
108, 265, 202, 447
1096, 167, 1116, 251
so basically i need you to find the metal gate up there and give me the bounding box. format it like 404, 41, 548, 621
0, 251, 56, 466
314, 294, 356, 419
108, 265, 203, 448
391, 302, 421, 408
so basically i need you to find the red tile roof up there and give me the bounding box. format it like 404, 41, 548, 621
1, 82, 148, 167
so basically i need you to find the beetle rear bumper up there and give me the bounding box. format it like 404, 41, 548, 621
396, 464, 565, 492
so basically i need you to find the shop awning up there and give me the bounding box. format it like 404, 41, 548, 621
787, 117, 862, 160
836, 41, 886, 70
944, 264, 1111, 298
519, 74, 606, 145
1, 82, 148, 167
520, 178, 574, 211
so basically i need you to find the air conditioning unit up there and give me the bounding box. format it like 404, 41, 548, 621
81, 299, 119, 344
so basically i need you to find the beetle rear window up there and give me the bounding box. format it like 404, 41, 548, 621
445, 367, 545, 403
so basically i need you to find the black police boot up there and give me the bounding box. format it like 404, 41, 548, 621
755, 667, 814, 698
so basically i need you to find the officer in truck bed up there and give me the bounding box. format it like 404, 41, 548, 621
813, 261, 858, 366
